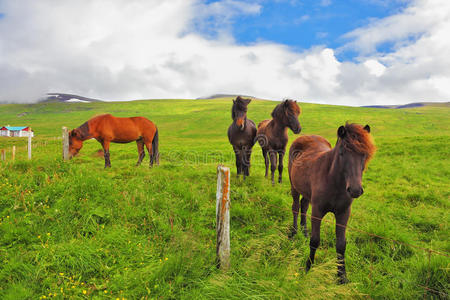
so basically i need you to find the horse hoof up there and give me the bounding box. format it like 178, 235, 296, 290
288, 230, 297, 239
338, 276, 349, 285
305, 261, 312, 273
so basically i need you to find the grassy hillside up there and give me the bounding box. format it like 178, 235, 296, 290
0, 99, 449, 299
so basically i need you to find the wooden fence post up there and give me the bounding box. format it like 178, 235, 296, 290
1, 149, 5, 161
27, 128, 32, 160
216, 165, 231, 270
62, 127, 69, 161
12, 146, 15, 161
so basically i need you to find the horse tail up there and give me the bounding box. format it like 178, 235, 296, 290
152, 127, 159, 165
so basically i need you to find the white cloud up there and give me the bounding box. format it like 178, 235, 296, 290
363, 60, 386, 77
0, 0, 449, 105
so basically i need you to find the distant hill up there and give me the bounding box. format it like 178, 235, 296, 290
36, 93, 449, 109
196, 94, 255, 100
42, 93, 104, 103
362, 102, 449, 109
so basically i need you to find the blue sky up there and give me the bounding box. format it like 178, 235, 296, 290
199, 0, 409, 61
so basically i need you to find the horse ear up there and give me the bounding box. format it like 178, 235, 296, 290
364, 125, 371, 133
243, 98, 251, 105
338, 126, 346, 138
233, 99, 236, 103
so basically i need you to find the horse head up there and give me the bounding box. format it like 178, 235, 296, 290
232, 96, 251, 131
272, 99, 302, 134
336, 124, 375, 198
68, 129, 84, 158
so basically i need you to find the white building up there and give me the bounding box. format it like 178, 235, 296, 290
0, 126, 34, 137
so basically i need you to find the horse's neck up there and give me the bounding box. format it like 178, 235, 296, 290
270, 118, 287, 135
327, 147, 345, 183
77, 122, 93, 140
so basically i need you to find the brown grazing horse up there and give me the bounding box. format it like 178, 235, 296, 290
227, 96, 257, 179
256, 100, 301, 184
69, 114, 159, 168
288, 123, 375, 283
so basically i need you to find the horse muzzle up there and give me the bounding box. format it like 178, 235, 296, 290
346, 186, 364, 198
291, 124, 301, 134
236, 118, 245, 131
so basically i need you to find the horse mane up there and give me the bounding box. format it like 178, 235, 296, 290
271, 101, 285, 119
271, 99, 300, 120
232, 96, 250, 119
340, 123, 376, 163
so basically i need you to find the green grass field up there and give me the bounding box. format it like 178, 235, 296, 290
0, 99, 449, 299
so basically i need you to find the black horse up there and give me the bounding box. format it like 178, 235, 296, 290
227, 96, 257, 179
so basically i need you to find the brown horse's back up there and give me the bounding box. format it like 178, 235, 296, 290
288, 135, 332, 198
289, 135, 331, 162
91, 114, 157, 143
257, 119, 270, 131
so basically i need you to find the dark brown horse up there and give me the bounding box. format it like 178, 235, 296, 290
69, 114, 159, 168
288, 123, 375, 283
227, 96, 257, 179
256, 100, 301, 184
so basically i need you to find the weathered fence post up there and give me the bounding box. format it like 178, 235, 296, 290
1, 149, 5, 161
27, 128, 32, 160
62, 127, 69, 161
12, 146, 15, 161
216, 165, 231, 270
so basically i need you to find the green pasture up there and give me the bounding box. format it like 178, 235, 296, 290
0, 99, 449, 299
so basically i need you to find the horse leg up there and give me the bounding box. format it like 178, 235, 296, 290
269, 149, 277, 185
306, 206, 324, 272
136, 139, 145, 166
300, 197, 310, 238
262, 148, 269, 177
278, 150, 285, 183
335, 207, 351, 284
289, 188, 300, 238
244, 147, 252, 177
241, 146, 251, 179
102, 140, 111, 168
144, 141, 153, 167
242, 148, 247, 180
234, 146, 242, 177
